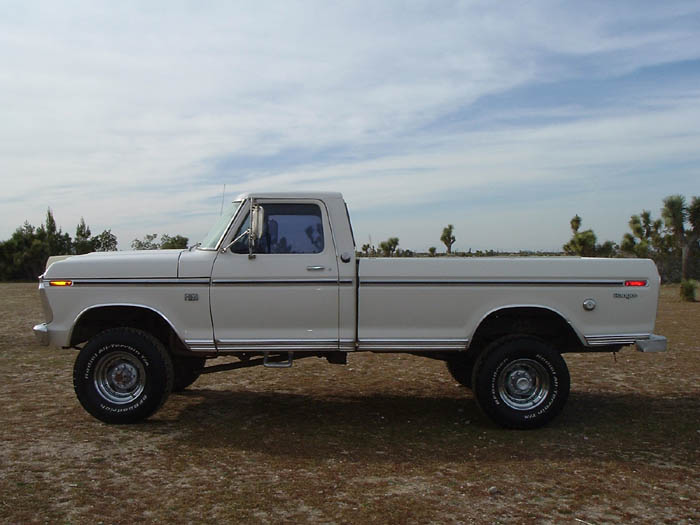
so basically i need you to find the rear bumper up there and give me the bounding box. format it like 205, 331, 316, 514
33, 323, 50, 346
635, 334, 667, 353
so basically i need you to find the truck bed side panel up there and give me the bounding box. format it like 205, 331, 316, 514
357, 257, 660, 349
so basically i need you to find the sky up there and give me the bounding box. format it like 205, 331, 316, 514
1, 1, 698, 252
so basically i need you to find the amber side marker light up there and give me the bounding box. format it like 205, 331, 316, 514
49, 280, 73, 287
624, 280, 647, 287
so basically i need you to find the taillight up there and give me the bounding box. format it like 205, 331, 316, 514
624, 280, 647, 287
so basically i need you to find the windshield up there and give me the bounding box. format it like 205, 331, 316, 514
199, 201, 242, 249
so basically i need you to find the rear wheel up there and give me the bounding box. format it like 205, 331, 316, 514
73, 328, 173, 424
471, 336, 570, 429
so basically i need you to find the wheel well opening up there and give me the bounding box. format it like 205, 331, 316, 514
70, 306, 181, 351
469, 307, 583, 355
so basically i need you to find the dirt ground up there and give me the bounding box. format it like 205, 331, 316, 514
0, 283, 698, 524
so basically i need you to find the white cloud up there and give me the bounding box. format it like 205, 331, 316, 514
0, 1, 698, 250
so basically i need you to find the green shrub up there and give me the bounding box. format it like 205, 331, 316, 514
680, 279, 698, 302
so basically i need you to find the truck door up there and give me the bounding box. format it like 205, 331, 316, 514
210, 199, 340, 351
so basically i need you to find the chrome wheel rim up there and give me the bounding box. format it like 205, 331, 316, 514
93, 350, 146, 404
497, 358, 550, 410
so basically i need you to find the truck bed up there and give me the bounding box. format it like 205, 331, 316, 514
357, 257, 660, 350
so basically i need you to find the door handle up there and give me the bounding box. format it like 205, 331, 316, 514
306, 265, 325, 271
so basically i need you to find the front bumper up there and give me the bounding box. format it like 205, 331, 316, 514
33, 323, 50, 346
635, 334, 667, 353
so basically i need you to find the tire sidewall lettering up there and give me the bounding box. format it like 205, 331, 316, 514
100, 394, 148, 413
85, 343, 151, 412
490, 354, 559, 414
490, 357, 511, 407
83, 343, 148, 381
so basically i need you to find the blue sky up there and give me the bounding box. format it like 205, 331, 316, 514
1, 1, 698, 251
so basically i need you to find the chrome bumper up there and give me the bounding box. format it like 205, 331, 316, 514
33, 323, 50, 346
635, 334, 667, 353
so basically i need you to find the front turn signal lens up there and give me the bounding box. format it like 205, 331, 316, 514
624, 280, 647, 287
49, 280, 73, 287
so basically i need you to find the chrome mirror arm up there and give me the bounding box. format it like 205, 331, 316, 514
219, 197, 259, 259
220, 229, 251, 253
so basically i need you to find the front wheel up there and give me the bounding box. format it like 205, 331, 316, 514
73, 328, 173, 424
471, 336, 570, 429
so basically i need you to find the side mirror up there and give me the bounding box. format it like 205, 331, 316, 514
220, 198, 262, 255
248, 202, 265, 259
250, 204, 265, 241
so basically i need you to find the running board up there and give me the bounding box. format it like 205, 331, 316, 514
263, 352, 294, 368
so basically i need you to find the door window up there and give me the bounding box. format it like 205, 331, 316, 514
231, 203, 325, 254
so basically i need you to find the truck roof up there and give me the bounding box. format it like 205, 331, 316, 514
233, 191, 344, 201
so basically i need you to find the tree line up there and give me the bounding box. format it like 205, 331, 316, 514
0, 210, 117, 281
1, 195, 697, 283
562, 194, 699, 282
0, 209, 188, 281
359, 194, 699, 283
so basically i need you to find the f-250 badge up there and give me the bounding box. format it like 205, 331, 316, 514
184, 293, 199, 302
614, 292, 638, 300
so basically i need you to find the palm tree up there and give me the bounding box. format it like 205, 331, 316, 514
661, 194, 700, 280
379, 237, 399, 257
662, 195, 687, 253
621, 210, 664, 258
689, 197, 700, 279
570, 215, 581, 233
563, 215, 614, 257
441, 225, 456, 254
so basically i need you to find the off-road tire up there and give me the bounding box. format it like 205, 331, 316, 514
471, 336, 570, 429
172, 356, 205, 392
73, 328, 174, 424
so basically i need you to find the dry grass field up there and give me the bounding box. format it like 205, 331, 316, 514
1, 283, 698, 524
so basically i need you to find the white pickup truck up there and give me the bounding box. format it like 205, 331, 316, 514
34, 192, 666, 429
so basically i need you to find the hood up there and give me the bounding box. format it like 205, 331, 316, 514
43, 250, 184, 279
